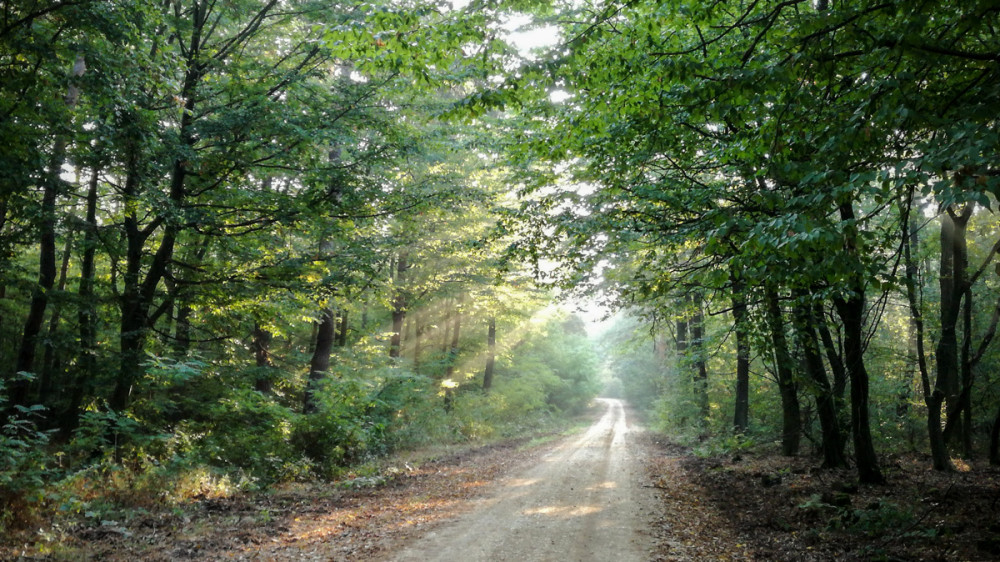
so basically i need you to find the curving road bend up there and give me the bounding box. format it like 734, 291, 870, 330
389, 398, 657, 562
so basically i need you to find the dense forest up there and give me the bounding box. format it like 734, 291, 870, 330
3, 0, 1000, 551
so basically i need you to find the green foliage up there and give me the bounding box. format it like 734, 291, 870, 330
0, 378, 54, 530
192, 389, 304, 484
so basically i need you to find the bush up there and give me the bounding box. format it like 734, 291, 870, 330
192, 388, 302, 484
0, 377, 55, 531
291, 367, 425, 478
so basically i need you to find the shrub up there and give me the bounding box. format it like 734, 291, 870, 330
0, 377, 56, 531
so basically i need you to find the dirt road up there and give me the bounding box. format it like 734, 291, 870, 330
388, 398, 658, 562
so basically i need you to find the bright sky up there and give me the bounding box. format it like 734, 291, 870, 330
447, 1, 563, 57
502, 14, 561, 57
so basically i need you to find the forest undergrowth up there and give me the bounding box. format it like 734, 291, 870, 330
0, 405, 593, 560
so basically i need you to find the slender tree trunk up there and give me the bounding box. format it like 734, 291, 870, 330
252, 322, 273, 393
792, 291, 847, 468
900, 188, 948, 468
765, 288, 801, 456
834, 201, 885, 484
815, 306, 847, 401
441, 301, 452, 355
445, 297, 462, 379
690, 292, 709, 423
389, 251, 408, 358
0, 196, 7, 348
960, 283, 974, 456
0, 284, 6, 361
66, 166, 101, 432
936, 205, 972, 449
11, 55, 86, 408
304, 307, 335, 414
675, 315, 688, 356
172, 237, 210, 356
337, 308, 348, 348
38, 234, 73, 404
413, 310, 423, 371
483, 315, 496, 391
732, 289, 750, 433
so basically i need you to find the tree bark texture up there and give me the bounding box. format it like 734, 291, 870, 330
337, 309, 349, 348
304, 308, 335, 414
764, 288, 801, 456
935, 205, 972, 453
834, 200, 885, 484
732, 291, 750, 433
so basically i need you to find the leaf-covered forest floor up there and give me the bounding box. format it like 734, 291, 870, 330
647, 438, 1000, 561
6, 414, 1000, 561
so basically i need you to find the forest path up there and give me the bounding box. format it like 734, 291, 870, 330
385, 398, 659, 562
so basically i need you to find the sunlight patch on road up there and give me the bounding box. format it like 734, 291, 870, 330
586, 481, 617, 490
523, 504, 602, 517
506, 478, 540, 487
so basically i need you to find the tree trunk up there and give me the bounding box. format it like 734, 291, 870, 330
445, 297, 462, 379
690, 292, 709, 423
66, 166, 101, 432
38, 234, 73, 404
483, 315, 496, 391
732, 289, 750, 433
11, 55, 86, 408
936, 205, 972, 450
959, 283, 974, 456
304, 307, 335, 414
900, 188, 949, 469
792, 291, 847, 468
113, 11, 206, 411
253, 322, 274, 393
441, 301, 452, 354
815, 306, 847, 402
834, 199, 885, 484
765, 288, 801, 456
413, 310, 424, 371
337, 308, 348, 348
171, 237, 210, 356
675, 315, 688, 356
389, 251, 408, 358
